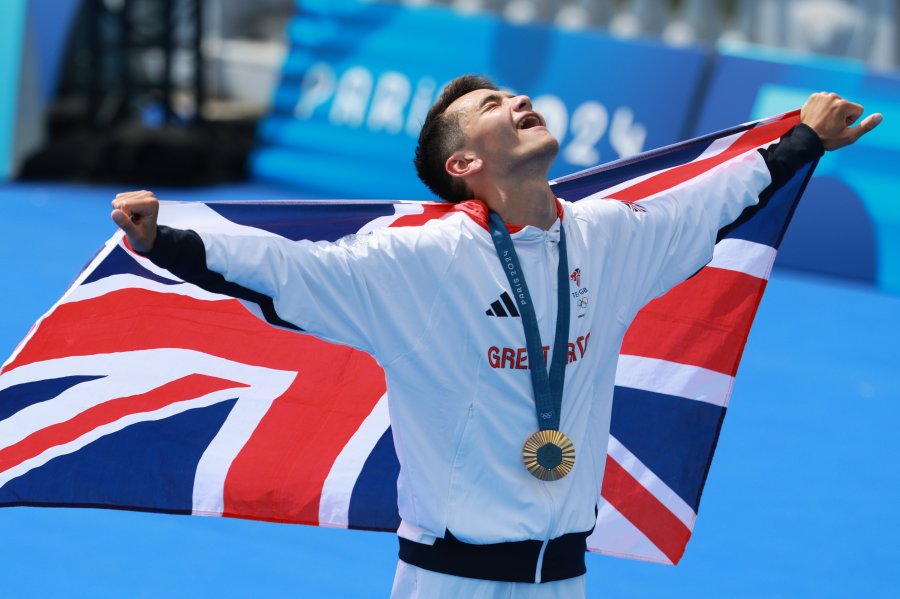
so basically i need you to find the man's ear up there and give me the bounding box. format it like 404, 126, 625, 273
445, 151, 483, 179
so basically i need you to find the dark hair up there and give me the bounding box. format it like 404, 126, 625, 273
414, 74, 499, 202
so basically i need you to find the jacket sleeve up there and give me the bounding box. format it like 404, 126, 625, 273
141, 223, 455, 363
579, 123, 824, 320
717, 123, 824, 241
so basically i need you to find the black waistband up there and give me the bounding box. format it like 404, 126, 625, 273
397, 528, 590, 584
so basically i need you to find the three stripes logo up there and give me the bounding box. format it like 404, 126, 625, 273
485, 291, 520, 318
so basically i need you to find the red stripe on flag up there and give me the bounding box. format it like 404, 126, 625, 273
601, 455, 692, 565
388, 203, 454, 228
607, 113, 799, 203
6, 288, 388, 524
0, 374, 243, 475
4, 289, 362, 374
622, 267, 767, 376
221, 350, 387, 525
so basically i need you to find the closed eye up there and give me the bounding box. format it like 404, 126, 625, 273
478, 92, 512, 112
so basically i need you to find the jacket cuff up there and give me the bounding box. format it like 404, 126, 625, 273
758, 122, 825, 190
782, 123, 826, 165
137, 225, 207, 274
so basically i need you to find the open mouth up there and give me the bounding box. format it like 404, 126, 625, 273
517, 114, 543, 130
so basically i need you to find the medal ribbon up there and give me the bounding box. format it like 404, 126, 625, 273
488, 210, 570, 432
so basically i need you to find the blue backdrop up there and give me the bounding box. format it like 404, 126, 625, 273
251, 0, 708, 199
250, 1, 900, 293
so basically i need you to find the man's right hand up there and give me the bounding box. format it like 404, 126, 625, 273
111, 190, 159, 253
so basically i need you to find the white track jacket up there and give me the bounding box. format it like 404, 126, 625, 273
197, 151, 769, 546
145, 126, 821, 553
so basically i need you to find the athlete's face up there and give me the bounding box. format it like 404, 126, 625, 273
444, 88, 559, 177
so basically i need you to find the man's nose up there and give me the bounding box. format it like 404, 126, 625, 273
513, 95, 533, 111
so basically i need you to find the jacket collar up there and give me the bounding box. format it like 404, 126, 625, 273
454, 198, 564, 234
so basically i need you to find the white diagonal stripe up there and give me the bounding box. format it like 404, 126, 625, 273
191, 372, 295, 517
318, 393, 390, 528
0, 350, 293, 451
64, 274, 231, 304
588, 497, 671, 564
606, 435, 697, 529
709, 238, 777, 280
615, 355, 734, 407
0, 387, 241, 489
0, 349, 295, 514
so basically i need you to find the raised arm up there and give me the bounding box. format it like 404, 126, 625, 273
585, 92, 881, 319
723, 92, 882, 242
110, 191, 455, 362
761, 92, 881, 192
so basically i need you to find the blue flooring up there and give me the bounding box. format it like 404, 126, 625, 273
0, 183, 897, 598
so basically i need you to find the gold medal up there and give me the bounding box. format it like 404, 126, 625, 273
522, 429, 576, 481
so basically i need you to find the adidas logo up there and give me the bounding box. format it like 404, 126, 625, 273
485, 291, 521, 318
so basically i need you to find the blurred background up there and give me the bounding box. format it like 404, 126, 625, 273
0, 1, 898, 597
4, 0, 900, 288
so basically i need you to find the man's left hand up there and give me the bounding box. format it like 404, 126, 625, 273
800, 92, 882, 151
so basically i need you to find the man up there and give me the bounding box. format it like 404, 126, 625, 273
112, 76, 880, 598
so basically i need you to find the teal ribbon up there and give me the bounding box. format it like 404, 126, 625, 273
487, 210, 570, 432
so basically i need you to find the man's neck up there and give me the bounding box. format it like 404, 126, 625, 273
476, 175, 558, 231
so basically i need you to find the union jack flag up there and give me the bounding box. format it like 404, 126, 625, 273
0, 112, 816, 564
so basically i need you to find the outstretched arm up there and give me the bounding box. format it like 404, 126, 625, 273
725, 92, 882, 239
109, 191, 454, 362
111, 191, 298, 329
762, 92, 882, 190
589, 92, 882, 318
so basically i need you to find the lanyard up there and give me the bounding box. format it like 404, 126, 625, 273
487, 210, 570, 432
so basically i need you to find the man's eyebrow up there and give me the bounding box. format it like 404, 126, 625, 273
478, 92, 513, 108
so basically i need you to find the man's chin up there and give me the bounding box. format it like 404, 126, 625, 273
532, 136, 560, 168
546, 136, 560, 157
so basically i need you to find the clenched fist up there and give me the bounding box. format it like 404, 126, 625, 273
800, 92, 882, 151
111, 190, 159, 253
